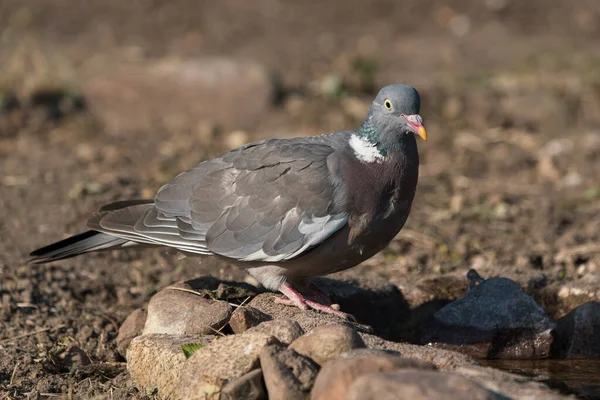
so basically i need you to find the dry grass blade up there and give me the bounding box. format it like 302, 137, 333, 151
0, 324, 66, 344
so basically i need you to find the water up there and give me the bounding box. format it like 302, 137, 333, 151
481, 359, 600, 399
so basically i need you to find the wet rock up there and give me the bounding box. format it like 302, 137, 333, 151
289, 325, 365, 366
311, 353, 435, 400
455, 366, 568, 399
260, 343, 319, 400
221, 369, 267, 400
425, 276, 556, 359
247, 319, 305, 344
127, 334, 213, 399
178, 332, 278, 399
345, 370, 502, 400
553, 301, 600, 358
143, 285, 232, 335
359, 333, 475, 371
116, 308, 147, 357
81, 57, 274, 132
229, 306, 272, 334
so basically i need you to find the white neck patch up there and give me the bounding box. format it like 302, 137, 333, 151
349, 134, 387, 163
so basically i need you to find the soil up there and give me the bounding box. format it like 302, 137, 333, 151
1, 0, 600, 398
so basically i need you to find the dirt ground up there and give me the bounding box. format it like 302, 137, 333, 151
1, 0, 600, 398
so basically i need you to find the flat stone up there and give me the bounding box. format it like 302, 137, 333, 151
425, 276, 556, 359
246, 319, 304, 344
345, 370, 502, 400
116, 308, 147, 357
143, 285, 232, 335
247, 293, 358, 333
359, 333, 475, 371
221, 369, 267, 400
178, 332, 279, 399
554, 301, 600, 358
229, 306, 272, 334
126, 334, 213, 399
311, 354, 436, 400
289, 325, 365, 366
260, 343, 319, 400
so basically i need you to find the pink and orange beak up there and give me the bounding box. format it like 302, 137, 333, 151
403, 114, 427, 141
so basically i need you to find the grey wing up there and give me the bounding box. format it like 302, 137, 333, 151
152, 138, 348, 262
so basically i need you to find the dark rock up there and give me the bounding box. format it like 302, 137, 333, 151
260, 343, 319, 400
247, 319, 305, 344
59, 345, 92, 369
116, 308, 147, 357
345, 370, 503, 400
221, 369, 267, 400
229, 306, 272, 334
425, 277, 556, 359
289, 325, 365, 366
311, 354, 436, 400
553, 301, 600, 358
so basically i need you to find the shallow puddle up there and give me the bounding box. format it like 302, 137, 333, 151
480, 359, 600, 399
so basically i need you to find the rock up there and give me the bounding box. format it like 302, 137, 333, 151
311, 353, 435, 400
127, 334, 213, 399
59, 345, 92, 369
553, 301, 600, 358
359, 333, 475, 370
221, 369, 267, 400
229, 306, 272, 334
116, 308, 147, 357
81, 57, 274, 132
289, 325, 365, 366
455, 366, 568, 399
247, 319, 305, 344
178, 332, 279, 399
247, 293, 364, 333
339, 348, 402, 359
425, 277, 556, 359
345, 370, 502, 400
143, 285, 232, 336
260, 343, 320, 400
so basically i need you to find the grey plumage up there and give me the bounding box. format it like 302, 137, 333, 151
29, 84, 427, 318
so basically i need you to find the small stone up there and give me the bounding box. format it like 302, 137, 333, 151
143, 286, 232, 335
229, 306, 272, 334
178, 332, 279, 399
247, 319, 304, 344
127, 334, 213, 399
221, 369, 267, 400
345, 370, 501, 400
59, 345, 92, 369
289, 325, 365, 366
311, 354, 435, 400
116, 308, 147, 357
260, 343, 319, 400
554, 301, 600, 358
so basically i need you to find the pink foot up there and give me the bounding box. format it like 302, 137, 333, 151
278, 283, 353, 320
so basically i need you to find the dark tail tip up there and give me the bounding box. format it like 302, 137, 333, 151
28, 230, 121, 264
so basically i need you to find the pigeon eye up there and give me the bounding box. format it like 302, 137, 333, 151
384, 99, 393, 110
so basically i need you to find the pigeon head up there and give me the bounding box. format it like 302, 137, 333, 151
353, 84, 427, 158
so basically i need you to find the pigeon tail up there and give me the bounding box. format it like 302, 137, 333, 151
28, 230, 128, 264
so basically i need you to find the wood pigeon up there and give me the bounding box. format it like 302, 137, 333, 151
29, 84, 427, 319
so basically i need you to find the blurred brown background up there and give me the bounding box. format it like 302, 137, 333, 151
1, 0, 600, 397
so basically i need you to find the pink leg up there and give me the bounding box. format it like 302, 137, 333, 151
277, 283, 352, 320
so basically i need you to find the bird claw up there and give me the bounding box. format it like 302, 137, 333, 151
277, 283, 355, 320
